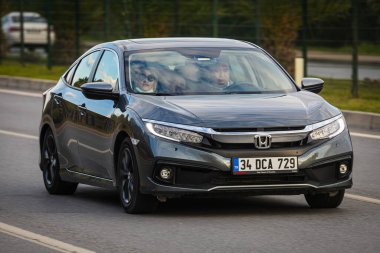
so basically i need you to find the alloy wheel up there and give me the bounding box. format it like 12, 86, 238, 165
43, 133, 57, 186
120, 148, 134, 206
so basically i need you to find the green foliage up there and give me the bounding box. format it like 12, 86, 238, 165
320, 78, 380, 113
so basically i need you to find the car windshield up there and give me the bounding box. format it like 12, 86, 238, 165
126, 48, 296, 95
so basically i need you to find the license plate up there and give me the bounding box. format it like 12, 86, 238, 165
232, 157, 298, 175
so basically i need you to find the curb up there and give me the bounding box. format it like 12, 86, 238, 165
1, 75, 379, 132
342, 110, 380, 132
295, 50, 380, 67
0, 75, 55, 92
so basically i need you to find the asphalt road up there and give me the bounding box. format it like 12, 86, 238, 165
308, 61, 380, 80
0, 90, 379, 253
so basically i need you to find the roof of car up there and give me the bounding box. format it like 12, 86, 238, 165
105, 38, 256, 51
5, 12, 41, 17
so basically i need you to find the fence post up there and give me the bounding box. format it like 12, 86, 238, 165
19, 0, 25, 66
75, 0, 80, 58
351, 0, 359, 98
255, 0, 261, 44
212, 0, 218, 37
173, 0, 179, 36
138, 0, 143, 37
295, 57, 304, 85
46, 0, 52, 70
103, 0, 109, 41
302, 0, 308, 77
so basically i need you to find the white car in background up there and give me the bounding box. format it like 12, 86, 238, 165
1, 12, 55, 51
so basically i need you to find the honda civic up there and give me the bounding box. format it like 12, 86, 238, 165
39, 38, 353, 213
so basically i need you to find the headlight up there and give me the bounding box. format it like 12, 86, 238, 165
310, 117, 346, 140
146, 123, 203, 143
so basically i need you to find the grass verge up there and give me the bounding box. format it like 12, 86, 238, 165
321, 78, 380, 114
0, 59, 67, 80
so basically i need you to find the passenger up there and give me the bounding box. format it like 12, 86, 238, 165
176, 62, 202, 91
134, 66, 158, 93
157, 68, 186, 94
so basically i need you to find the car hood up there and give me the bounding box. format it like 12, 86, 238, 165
128, 91, 341, 128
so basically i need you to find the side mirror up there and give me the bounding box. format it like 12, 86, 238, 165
80, 82, 119, 99
301, 78, 324, 94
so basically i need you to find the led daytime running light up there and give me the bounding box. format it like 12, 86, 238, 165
310, 117, 345, 140
146, 123, 203, 143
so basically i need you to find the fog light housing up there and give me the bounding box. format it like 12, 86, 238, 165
160, 167, 173, 180
339, 164, 348, 174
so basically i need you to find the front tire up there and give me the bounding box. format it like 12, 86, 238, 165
305, 190, 345, 208
117, 139, 158, 214
41, 129, 78, 194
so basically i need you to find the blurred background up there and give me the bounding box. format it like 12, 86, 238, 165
0, 0, 379, 112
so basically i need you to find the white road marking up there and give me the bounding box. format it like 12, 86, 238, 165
0, 222, 96, 253
350, 132, 380, 140
0, 88, 41, 97
0, 129, 38, 140
346, 193, 380, 205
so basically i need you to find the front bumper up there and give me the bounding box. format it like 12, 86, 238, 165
134, 128, 353, 197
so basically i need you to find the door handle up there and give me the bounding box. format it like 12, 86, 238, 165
78, 103, 86, 110
78, 103, 86, 117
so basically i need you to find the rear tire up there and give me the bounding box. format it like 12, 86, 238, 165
41, 129, 78, 194
305, 190, 345, 208
117, 139, 158, 214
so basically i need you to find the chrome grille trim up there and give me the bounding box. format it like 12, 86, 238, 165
143, 114, 343, 144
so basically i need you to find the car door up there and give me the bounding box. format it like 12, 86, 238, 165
76, 49, 120, 179
55, 50, 101, 174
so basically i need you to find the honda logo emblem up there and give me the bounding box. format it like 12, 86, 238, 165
254, 134, 272, 149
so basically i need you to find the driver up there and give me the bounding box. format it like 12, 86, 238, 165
208, 58, 233, 88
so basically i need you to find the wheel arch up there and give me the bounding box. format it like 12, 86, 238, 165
113, 130, 130, 184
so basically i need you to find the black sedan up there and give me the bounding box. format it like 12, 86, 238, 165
39, 38, 353, 213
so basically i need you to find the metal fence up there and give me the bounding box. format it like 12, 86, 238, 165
1, 0, 379, 96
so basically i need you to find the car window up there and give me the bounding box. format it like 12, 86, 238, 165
65, 64, 77, 84
127, 48, 296, 95
93, 50, 119, 90
11, 16, 47, 23
71, 51, 100, 88
1, 16, 8, 24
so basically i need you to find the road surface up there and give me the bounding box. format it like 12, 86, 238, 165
0, 90, 379, 253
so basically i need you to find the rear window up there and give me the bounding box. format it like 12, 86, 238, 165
11, 16, 47, 23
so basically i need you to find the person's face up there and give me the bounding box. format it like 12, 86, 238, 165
136, 69, 157, 92
210, 64, 230, 87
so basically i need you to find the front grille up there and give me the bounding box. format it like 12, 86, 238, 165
201, 137, 306, 150
211, 172, 307, 185
174, 167, 307, 187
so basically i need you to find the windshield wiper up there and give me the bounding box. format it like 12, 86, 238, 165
154, 93, 175, 96
223, 91, 262, 94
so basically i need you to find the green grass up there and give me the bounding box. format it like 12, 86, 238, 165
320, 78, 380, 114
0, 59, 67, 80
1, 60, 379, 114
